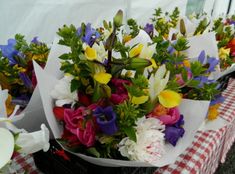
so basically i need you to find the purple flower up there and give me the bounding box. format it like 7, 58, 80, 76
164, 115, 185, 146
0, 39, 19, 65
144, 23, 154, 37
206, 57, 219, 73
197, 50, 219, 73
31, 37, 41, 45
198, 50, 206, 64
210, 95, 225, 106
19, 72, 33, 89
77, 23, 100, 47
229, 20, 235, 25
93, 106, 118, 135
194, 76, 215, 88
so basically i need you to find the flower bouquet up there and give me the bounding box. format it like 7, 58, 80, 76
0, 34, 50, 131
35, 10, 223, 167
0, 87, 50, 172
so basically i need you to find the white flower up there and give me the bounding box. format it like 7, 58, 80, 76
118, 117, 165, 165
15, 124, 50, 154
149, 64, 170, 102
139, 44, 155, 60
51, 75, 78, 107
92, 42, 107, 63
0, 128, 14, 169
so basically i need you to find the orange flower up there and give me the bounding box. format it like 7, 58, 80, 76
207, 104, 220, 120
152, 104, 169, 117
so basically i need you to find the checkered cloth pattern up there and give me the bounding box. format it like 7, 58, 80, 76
10, 152, 41, 174
154, 79, 235, 174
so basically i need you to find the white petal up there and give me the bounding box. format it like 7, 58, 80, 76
0, 128, 14, 168
16, 124, 50, 154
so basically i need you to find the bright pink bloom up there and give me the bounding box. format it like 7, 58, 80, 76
64, 107, 96, 147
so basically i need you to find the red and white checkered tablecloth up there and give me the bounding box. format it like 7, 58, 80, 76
10, 153, 41, 174
155, 78, 235, 174
12, 79, 235, 174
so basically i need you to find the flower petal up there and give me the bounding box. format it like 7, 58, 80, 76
158, 90, 182, 108
0, 128, 14, 168
94, 72, 112, 84
131, 95, 149, 105
85, 46, 97, 60
129, 44, 143, 58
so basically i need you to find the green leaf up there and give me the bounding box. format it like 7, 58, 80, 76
101, 85, 111, 98
87, 147, 100, 158
59, 53, 70, 60
181, 68, 188, 82
70, 79, 80, 92
123, 127, 137, 142
188, 80, 200, 88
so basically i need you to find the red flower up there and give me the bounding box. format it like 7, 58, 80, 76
227, 38, 235, 56
78, 92, 92, 106
53, 107, 65, 121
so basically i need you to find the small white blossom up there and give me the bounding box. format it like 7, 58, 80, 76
51, 76, 78, 106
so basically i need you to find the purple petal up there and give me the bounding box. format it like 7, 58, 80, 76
165, 126, 185, 146
207, 57, 219, 72
198, 50, 205, 64
19, 72, 33, 89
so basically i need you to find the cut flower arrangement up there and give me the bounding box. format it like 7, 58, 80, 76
0, 35, 49, 118
34, 10, 223, 166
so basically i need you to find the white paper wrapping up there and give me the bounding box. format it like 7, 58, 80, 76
34, 40, 214, 166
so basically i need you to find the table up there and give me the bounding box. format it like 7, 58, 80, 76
11, 79, 235, 174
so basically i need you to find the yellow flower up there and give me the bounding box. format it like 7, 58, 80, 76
207, 104, 220, 120
219, 47, 230, 60
94, 72, 112, 84
158, 90, 182, 108
129, 44, 143, 58
131, 95, 149, 105
85, 46, 97, 60
148, 58, 157, 69
123, 35, 132, 43
183, 59, 191, 68
32, 53, 48, 62
5, 95, 15, 116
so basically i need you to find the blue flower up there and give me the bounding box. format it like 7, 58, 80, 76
0, 39, 19, 65
93, 106, 118, 135
198, 50, 206, 64
31, 37, 41, 45
164, 115, 185, 146
144, 23, 154, 37
210, 95, 225, 106
207, 57, 219, 73
19, 72, 32, 89
197, 50, 219, 73
77, 23, 100, 46
194, 76, 215, 88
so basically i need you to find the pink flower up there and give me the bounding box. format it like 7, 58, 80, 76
64, 107, 96, 147
110, 94, 129, 105
149, 106, 181, 125
175, 72, 192, 86
158, 107, 180, 125
111, 78, 131, 94
110, 78, 131, 104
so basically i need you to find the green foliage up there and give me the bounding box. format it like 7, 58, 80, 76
127, 19, 139, 37
173, 37, 189, 51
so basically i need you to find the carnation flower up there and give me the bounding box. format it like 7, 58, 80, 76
118, 117, 165, 165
